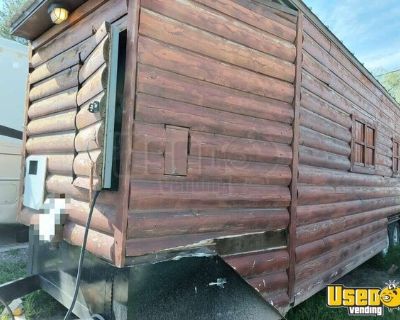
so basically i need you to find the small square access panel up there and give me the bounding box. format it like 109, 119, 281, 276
23, 156, 47, 210
164, 126, 189, 176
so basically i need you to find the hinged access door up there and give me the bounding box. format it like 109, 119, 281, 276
74, 22, 125, 190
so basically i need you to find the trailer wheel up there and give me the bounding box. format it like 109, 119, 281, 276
388, 222, 400, 248
381, 222, 400, 257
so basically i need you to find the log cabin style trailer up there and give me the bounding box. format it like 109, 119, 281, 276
8, 0, 400, 318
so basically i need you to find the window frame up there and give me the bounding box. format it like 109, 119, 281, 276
393, 138, 400, 177
350, 115, 377, 175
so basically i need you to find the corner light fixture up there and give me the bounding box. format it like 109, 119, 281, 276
48, 3, 69, 25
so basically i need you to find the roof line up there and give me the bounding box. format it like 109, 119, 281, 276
10, 0, 47, 35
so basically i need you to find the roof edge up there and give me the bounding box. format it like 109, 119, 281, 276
10, 0, 46, 36
289, 0, 400, 110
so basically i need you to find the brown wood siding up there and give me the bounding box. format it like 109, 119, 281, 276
20, 0, 128, 263
16, 0, 400, 310
127, 0, 298, 308
293, 15, 398, 305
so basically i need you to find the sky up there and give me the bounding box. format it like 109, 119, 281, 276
303, 0, 400, 75
1, 0, 399, 75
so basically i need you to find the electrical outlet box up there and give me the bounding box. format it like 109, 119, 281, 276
23, 156, 47, 210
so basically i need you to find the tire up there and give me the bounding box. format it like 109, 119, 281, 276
381, 222, 400, 257
15, 226, 29, 243
388, 222, 400, 248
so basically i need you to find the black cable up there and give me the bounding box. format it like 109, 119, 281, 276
0, 297, 14, 320
64, 191, 101, 320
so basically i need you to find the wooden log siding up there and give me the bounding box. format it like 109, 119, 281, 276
28, 87, 78, 119
30, 0, 125, 67
18, 0, 128, 267
27, 110, 76, 136
126, 0, 298, 308
293, 14, 399, 306
17, 0, 400, 310
73, 24, 111, 191
224, 249, 290, 307
29, 65, 80, 102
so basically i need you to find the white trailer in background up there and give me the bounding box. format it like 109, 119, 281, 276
0, 37, 28, 224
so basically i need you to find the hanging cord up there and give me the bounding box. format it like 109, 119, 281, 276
0, 297, 14, 320
63, 190, 101, 320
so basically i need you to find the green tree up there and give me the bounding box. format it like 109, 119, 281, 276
0, 0, 29, 44
378, 70, 400, 104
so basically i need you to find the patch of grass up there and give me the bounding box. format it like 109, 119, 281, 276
287, 248, 400, 320
6, 249, 21, 258
24, 291, 65, 319
367, 246, 400, 273
286, 291, 400, 320
0, 249, 65, 320
0, 261, 26, 284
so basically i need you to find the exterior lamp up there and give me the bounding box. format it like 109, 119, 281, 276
48, 3, 69, 24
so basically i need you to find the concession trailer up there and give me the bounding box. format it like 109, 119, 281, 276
0, 38, 28, 224
5, 0, 400, 318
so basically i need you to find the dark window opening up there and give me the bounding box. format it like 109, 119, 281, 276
393, 140, 400, 175
110, 29, 127, 190
29, 160, 38, 175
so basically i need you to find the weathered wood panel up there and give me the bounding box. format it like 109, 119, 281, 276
26, 132, 76, 154
299, 146, 351, 171
31, 0, 126, 67
128, 208, 289, 238
294, 13, 400, 307
127, 1, 297, 308
233, 0, 296, 29
29, 65, 79, 102
79, 37, 109, 83
77, 64, 107, 106
194, 0, 296, 42
73, 150, 103, 177
64, 222, 115, 261
137, 64, 294, 123
28, 87, 78, 119
75, 121, 104, 152
19, 0, 128, 267
190, 131, 293, 165
140, 1, 296, 62
137, 37, 294, 103
76, 92, 106, 130
300, 127, 351, 157
45, 154, 75, 176
27, 110, 76, 136
136, 93, 293, 144
132, 152, 291, 185
296, 219, 386, 264
298, 197, 400, 226
130, 181, 291, 210
68, 199, 116, 235
297, 207, 399, 246
224, 249, 289, 277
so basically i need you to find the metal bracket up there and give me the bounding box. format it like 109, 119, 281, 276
0, 275, 41, 303
88, 101, 100, 113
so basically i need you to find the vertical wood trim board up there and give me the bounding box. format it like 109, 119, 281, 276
114, 0, 141, 267
288, 11, 304, 303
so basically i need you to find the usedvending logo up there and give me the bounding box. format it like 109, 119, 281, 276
327, 281, 400, 316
